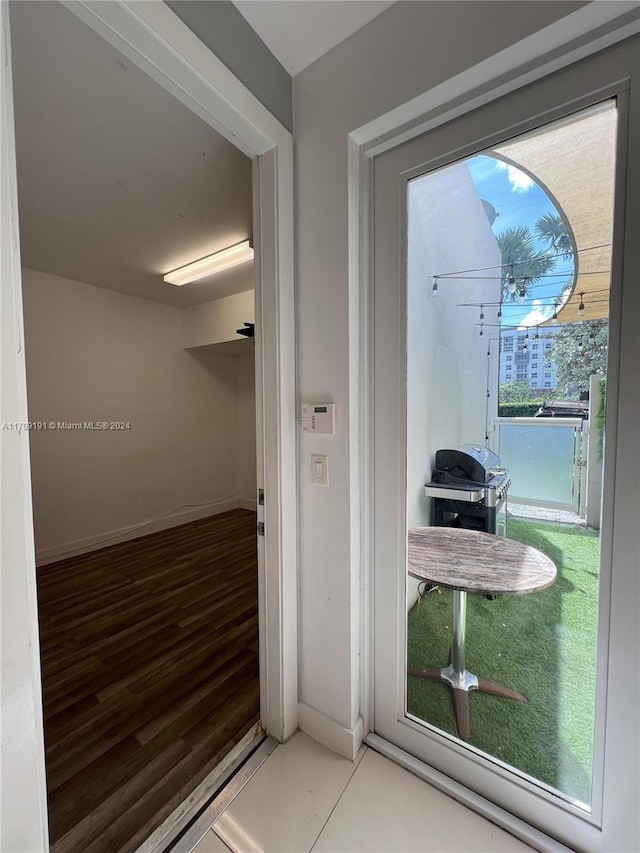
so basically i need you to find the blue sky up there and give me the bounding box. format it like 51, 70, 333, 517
466, 154, 575, 327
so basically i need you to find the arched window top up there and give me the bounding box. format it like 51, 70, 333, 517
467, 153, 577, 328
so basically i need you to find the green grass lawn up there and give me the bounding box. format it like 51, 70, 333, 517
407, 518, 600, 804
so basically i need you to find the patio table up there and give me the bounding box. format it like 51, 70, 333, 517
407, 526, 556, 741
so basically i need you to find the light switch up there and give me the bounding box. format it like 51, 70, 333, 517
311, 454, 328, 486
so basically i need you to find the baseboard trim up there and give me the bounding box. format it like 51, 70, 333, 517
36, 498, 247, 565
238, 497, 258, 511
298, 702, 364, 761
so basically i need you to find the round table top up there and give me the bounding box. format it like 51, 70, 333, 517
407, 526, 557, 596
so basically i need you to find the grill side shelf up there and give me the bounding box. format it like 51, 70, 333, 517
424, 484, 485, 503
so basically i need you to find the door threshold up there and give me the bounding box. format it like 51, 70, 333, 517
139, 723, 275, 853
365, 734, 573, 853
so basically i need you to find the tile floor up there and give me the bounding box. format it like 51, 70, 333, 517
189, 732, 534, 853
508, 503, 584, 526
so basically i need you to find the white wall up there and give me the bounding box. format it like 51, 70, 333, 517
407, 162, 501, 522
237, 352, 257, 504
293, 0, 585, 752
183, 289, 254, 349
22, 268, 255, 561
406, 162, 501, 607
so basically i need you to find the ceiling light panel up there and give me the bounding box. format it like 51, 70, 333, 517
164, 240, 253, 286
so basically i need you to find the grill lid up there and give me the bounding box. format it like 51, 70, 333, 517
433, 444, 501, 485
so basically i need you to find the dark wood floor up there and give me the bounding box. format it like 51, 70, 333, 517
36, 509, 260, 853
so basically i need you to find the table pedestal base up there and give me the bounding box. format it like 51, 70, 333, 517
408, 589, 526, 741
407, 664, 527, 740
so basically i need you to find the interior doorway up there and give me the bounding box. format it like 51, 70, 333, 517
1, 1, 296, 851
11, 2, 261, 849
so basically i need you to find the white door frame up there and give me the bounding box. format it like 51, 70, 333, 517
349, 3, 640, 851
1, 2, 296, 847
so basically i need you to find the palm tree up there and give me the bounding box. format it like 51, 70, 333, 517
496, 225, 556, 301
535, 212, 573, 260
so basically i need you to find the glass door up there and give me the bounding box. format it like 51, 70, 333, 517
371, 39, 638, 852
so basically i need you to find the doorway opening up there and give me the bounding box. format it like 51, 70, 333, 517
10, 2, 262, 849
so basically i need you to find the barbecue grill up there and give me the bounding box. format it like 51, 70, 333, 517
424, 444, 511, 536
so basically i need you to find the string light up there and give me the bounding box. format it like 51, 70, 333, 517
464, 320, 607, 331
456, 286, 610, 306
578, 292, 585, 317
433, 241, 611, 279
439, 271, 610, 282
427, 242, 611, 374
518, 276, 529, 305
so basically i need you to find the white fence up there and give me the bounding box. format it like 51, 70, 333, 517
492, 417, 586, 514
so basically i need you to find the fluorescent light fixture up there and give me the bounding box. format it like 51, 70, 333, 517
164, 240, 253, 286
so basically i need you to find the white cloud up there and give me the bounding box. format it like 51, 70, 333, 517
518, 302, 554, 328
495, 160, 534, 193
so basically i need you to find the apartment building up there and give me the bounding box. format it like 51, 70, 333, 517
499, 326, 559, 393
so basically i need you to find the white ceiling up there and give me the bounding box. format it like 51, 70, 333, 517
233, 0, 396, 75
10, 1, 254, 308
10, 1, 396, 309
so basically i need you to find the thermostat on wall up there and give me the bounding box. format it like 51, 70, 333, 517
301, 403, 335, 434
